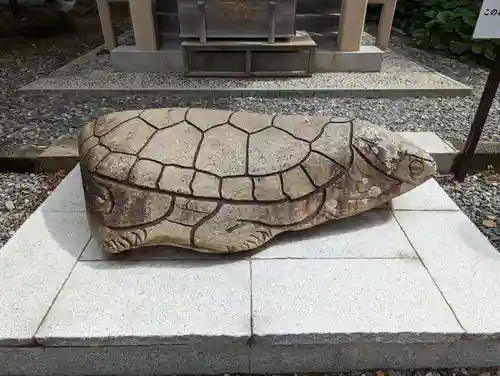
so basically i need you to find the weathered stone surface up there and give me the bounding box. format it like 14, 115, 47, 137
196, 124, 247, 176
301, 152, 342, 187
100, 118, 156, 154
140, 122, 201, 167
158, 166, 194, 194
93, 110, 141, 137
230, 111, 273, 133
79, 136, 98, 156
273, 114, 329, 141
254, 176, 285, 201
192, 171, 221, 198
221, 177, 254, 200
130, 159, 163, 189
96, 153, 137, 181
85, 144, 109, 172
249, 127, 309, 175
186, 108, 229, 131
281, 166, 315, 199
140, 107, 186, 129
79, 107, 437, 255
79, 120, 94, 143
311, 121, 352, 165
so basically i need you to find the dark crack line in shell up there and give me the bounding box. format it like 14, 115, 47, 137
245, 133, 250, 175
126, 158, 140, 182
136, 127, 160, 156
346, 120, 355, 169
311, 150, 349, 173
329, 117, 355, 123
310, 120, 334, 144
96, 116, 140, 138
184, 108, 203, 133
250, 178, 257, 201
192, 131, 205, 170
279, 174, 292, 200
218, 178, 224, 200
300, 163, 319, 188
174, 201, 214, 215
271, 115, 316, 142
107, 195, 176, 231
166, 218, 194, 227
138, 113, 184, 131
353, 145, 405, 184
189, 202, 222, 248
228, 111, 250, 134
155, 165, 166, 190
251, 125, 273, 135
81, 125, 95, 144
248, 149, 312, 178
83, 142, 99, 158
188, 171, 196, 195
184, 108, 228, 132
358, 136, 380, 147
91, 151, 111, 173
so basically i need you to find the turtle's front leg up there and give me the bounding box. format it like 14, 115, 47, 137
97, 226, 149, 254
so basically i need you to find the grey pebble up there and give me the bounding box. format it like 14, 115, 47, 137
4, 201, 15, 211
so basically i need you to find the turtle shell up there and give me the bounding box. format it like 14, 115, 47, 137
79, 108, 354, 202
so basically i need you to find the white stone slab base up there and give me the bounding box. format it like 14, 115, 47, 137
1, 167, 500, 375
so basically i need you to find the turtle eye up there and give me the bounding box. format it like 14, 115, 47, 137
409, 159, 425, 176
89, 181, 113, 214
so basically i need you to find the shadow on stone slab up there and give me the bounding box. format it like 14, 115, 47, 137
265, 206, 393, 251
80, 235, 253, 261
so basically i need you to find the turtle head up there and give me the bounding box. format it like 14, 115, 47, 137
81, 171, 114, 215
390, 146, 437, 186
353, 121, 437, 187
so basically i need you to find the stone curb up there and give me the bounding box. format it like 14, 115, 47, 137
18, 85, 472, 99
3, 131, 495, 175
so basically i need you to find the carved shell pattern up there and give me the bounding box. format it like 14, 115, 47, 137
79, 108, 355, 203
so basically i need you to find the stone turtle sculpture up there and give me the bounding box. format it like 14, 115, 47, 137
79, 107, 436, 254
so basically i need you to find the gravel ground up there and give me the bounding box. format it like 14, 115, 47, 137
0, 171, 64, 248
438, 171, 500, 250
275, 370, 500, 376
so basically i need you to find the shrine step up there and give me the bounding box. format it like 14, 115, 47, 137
296, 0, 342, 13
181, 31, 317, 77
308, 31, 339, 48
295, 13, 340, 33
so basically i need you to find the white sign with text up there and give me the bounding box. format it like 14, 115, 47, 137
473, 0, 500, 39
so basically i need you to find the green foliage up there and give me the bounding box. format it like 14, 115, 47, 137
391, 0, 498, 66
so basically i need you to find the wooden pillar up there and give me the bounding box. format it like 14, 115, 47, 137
129, 0, 158, 51
376, 0, 397, 51
338, 0, 368, 52
97, 0, 117, 50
